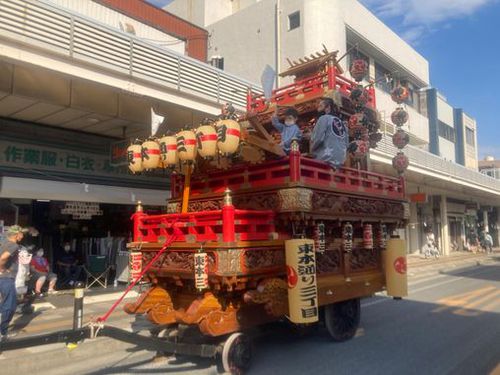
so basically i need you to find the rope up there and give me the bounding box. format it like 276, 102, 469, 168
97, 226, 178, 323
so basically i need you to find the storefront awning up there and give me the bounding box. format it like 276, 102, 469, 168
0, 177, 169, 206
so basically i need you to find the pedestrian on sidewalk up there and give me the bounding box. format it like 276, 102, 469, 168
30, 248, 58, 297
0, 225, 27, 341
483, 232, 493, 254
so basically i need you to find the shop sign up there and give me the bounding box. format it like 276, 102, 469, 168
61, 201, 103, 220
410, 193, 427, 203
0, 140, 128, 178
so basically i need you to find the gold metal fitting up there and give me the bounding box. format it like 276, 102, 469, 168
223, 188, 232, 206
136, 200, 143, 212
290, 139, 299, 152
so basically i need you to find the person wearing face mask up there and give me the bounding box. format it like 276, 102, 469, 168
0, 225, 27, 341
30, 248, 57, 296
310, 97, 348, 168
271, 106, 302, 154
56, 242, 81, 287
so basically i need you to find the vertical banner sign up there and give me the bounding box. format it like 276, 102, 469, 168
385, 238, 408, 297
129, 252, 143, 282
285, 239, 319, 324
194, 252, 209, 291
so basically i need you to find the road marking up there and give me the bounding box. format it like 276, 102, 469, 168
432, 286, 496, 313
454, 289, 500, 316
32, 302, 56, 312
84, 290, 138, 304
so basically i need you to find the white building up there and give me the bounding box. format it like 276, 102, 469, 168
167, 0, 500, 254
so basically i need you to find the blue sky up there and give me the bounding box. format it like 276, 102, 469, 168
147, 0, 499, 159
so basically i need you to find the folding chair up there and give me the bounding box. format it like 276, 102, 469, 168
84, 255, 110, 289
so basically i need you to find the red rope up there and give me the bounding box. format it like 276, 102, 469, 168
97, 233, 177, 323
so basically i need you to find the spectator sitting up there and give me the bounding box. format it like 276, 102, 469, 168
271, 107, 302, 154
57, 242, 82, 287
30, 248, 57, 296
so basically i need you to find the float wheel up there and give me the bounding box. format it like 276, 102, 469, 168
217, 332, 252, 374
324, 298, 361, 342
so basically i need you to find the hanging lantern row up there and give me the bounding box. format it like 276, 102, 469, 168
127, 119, 241, 173
390, 85, 410, 175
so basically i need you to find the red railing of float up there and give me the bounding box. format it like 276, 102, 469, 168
133, 209, 275, 244
247, 67, 376, 112
187, 156, 405, 200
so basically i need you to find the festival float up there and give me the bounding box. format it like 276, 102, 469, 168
123, 47, 411, 373
0, 48, 410, 375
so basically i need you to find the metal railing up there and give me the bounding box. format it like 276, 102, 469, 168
373, 134, 500, 193
0, 0, 262, 108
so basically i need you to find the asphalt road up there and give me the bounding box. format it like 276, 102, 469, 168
3, 257, 500, 375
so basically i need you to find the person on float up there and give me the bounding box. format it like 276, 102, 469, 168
0, 225, 27, 341
271, 106, 302, 154
310, 97, 348, 168
30, 248, 58, 296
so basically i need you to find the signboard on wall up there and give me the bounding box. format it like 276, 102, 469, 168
0, 140, 128, 178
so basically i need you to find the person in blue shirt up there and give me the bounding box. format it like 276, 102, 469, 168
311, 97, 348, 168
271, 107, 302, 154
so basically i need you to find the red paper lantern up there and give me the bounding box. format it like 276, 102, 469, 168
349, 125, 369, 141
392, 151, 409, 174
391, 86, 409, 104
392, 129, 410, 149
350, 85, 369, 107
348, 139, 369, 160
348, 113, 366, 128
350, 59, 369, 82
391, 107, 409, 126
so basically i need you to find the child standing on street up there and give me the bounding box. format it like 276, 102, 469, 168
271, 107, 302, 154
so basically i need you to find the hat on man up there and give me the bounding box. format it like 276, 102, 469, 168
7, 225, 28, 235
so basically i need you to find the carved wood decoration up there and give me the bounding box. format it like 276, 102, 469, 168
349, 248, 379, 271
243, 278, 288, 317
312, 192, 405, 218
316, 249, 342, 275
142, 251, 217, 274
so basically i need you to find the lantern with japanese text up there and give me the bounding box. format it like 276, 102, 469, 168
376, 224, 388, 250
285, 239, 319, 324
350, 85, 369, 108
129, 251, 142, 282
141, 138, 161, 170
176, 130, 197, 161
159, 135, 178, 166
196, 125, 218, 158
313, 223, 326, 254
342, 222, 354, 252
363, 224, 373, 250
127, 141, 143, 173
350, 59, 368, 82
194, 251, 209, 292
216, 119, 241, 154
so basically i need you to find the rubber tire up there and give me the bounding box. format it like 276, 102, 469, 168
217, 332, 252, 375
324, 298, 361, 342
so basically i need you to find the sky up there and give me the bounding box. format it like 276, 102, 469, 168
147, 0, 500, 159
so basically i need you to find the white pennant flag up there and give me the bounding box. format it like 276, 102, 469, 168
151, 108, 165, 136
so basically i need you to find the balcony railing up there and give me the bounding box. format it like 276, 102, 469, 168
373, 135, 500, 193
0, 0, 262, 108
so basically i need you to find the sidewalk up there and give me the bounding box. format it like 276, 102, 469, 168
408, 248, 498, 269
